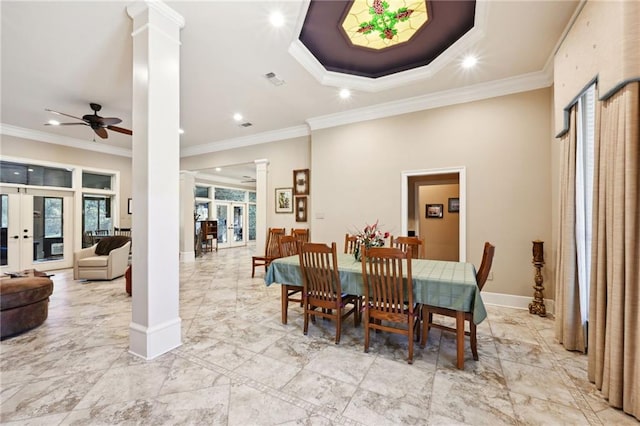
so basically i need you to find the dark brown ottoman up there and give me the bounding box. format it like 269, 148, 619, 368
1, 271, 54, 339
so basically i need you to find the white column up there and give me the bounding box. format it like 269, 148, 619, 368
127, 1, 184, 359
180, 171, 196, 262
255, 159, 269, 253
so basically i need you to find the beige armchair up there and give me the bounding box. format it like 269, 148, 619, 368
74, 236, 131, 281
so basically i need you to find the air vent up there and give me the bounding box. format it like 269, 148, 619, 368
239, 122, 252, 128
264, 72, 285, 86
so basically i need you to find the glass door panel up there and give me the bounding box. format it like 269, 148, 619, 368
230, 204, 244, 247
216, 204, 228, 246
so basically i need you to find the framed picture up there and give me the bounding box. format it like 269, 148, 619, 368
127, 198, 132, 215
295, 196, 307, 222
426, 204, 444, 218
275, 188, 293, 213
448, 197, 460, 213
293, 169, 309, 195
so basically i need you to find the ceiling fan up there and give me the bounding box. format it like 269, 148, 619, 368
45, 102, 132, 139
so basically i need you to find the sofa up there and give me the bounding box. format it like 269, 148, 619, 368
73, 236, 131, 280
1, 270, 53, 339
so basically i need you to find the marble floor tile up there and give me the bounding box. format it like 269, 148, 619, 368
0, 246, 627, 425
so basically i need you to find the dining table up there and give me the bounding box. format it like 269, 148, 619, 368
265, 253, 487, 369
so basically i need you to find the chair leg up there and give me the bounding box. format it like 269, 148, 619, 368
281, 286, 288, 324
335, 307, 341, 344
303, 305, 309, 335
456, 311, 465, 369
470, 319, 479, 361
251, 262, 256, 278
364, 312, 370, 353
408, 315, 414, 364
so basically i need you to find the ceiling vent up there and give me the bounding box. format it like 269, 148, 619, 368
264, 72, 285, 86
239, 122, 252, 128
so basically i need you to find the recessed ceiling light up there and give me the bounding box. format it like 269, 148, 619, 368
233, 113, 243, 122
215, 167, 222, 172
48, 120, 60, 126
269, 11, 285, 27
178, 128, 185, 134
339, 88, 351, 99
462, 55, 477, 69
27, 168, 34, 172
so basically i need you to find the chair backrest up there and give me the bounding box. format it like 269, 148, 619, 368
114, 227, 131, 237
94, 229, 109, 236
291, 228, 309, 243
344, 233, 358, 254
279, 235, 299, 257
299, 242, 342, 302
265, 228, 286, 257
361, 245, 413, 312
392, 236, 424, 259
475, 242, 495, 291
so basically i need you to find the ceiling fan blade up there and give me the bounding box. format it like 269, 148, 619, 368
94, 127, 109, 139
45, 108, 86, 122
44, 122, 88, 126
107, 125, 132, 135
101, 117, 122, 126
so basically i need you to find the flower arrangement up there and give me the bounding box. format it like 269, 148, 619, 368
353, 220, 390, 261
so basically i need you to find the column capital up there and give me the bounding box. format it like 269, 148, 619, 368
127, 1, 185, 29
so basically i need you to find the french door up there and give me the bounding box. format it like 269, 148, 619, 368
0, 187, 73, 272
215, 203, 245, 249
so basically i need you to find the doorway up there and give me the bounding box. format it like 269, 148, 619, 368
1, 187, 74, 272
216, 202, 245, 248
401, 167, 466, 261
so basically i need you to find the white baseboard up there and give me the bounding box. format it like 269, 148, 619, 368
179, 251, 195, 262
482, 291, 555, 315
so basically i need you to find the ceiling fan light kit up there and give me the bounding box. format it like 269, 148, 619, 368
44, 103, 132, 139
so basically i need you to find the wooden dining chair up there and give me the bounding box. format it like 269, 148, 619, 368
344, 233, 358, 254
279, 235, 303, 324
420, 242, 495, 368
392, 236, 424, 259
361, 245, 417, 364
299, 242, 360, 344
251, 227, 286, 278
291, 228, 309, 243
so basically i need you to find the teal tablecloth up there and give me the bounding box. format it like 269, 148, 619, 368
265, 253, 487, 324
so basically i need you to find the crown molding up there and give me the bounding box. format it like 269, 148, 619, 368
127, 0, 185, 29
180, 125, 310, 158
0, 124, 133, 158
307, 69, 553, 131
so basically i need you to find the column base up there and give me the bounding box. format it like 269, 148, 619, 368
129, 317, 182, 360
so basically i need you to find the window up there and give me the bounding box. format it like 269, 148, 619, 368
575, 83, 596, 325
83, 196, 112, 234
195, 186, 209, 198
0, 161, 72, 188
214, 187, 246, 202
44, 198, 63, 238
82, 172, 112, 190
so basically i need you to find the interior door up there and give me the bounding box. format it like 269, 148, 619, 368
1, 187, 73, 272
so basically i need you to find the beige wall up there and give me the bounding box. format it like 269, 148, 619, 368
418, 183, 460, 261
310, 88, 554, 298
1, 135, 133, 227
180, 136, 311, 232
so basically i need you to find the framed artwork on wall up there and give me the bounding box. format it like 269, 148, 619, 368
293, 169, 310, 195
275, 188, 293, 213
426, 204, 443, 218
295, 196, 307, 222
127, 198, 132, 215
448, 197, 460, 213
